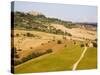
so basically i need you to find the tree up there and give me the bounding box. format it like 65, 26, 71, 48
57, 40, 62, 44
80, 43, 84, 47
92, 42, 97, 47
65, 32, 72, 36
14, 60, 22, 66
16, 33, 19, 37
46, 49, 53, 53
26, 32, 34, 37
94, 38, 97, 41
14, 54, 20, 58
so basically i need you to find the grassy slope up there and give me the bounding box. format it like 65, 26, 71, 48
15, 42, 84, 73
76, 47, 97, 70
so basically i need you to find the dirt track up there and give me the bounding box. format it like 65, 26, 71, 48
72, 46, 87, 70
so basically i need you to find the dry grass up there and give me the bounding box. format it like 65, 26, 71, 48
50, 23, 97, 40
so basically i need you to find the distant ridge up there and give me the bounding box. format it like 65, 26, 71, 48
12, 11, 97, 32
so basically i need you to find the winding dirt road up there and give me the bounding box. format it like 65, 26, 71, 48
72, 46, 88, 70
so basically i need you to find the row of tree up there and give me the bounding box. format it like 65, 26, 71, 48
12, 47, 53, 66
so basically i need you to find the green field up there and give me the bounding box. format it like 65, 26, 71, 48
76, 47, 97, 70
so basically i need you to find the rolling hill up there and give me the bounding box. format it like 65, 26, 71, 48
11, 11, 97, 73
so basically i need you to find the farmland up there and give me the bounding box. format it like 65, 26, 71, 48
14, 38, 84, 73
11, 11, 97, 73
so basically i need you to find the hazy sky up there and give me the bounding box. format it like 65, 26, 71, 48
13, 1, 97, 23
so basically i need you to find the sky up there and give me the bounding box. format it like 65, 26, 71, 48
13, 1, 97, 23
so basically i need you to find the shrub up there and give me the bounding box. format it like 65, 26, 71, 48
17, 50, 53, 65
85, 43, 88, 47
56, 29, 64, 35
31, 52, 41, 58
22, 57, 29, 62
57, 40, 62, 44
48, 41, 50, 43
17, 49, 22, 51
16, 33, 19, 37
41, 43, 44, 45
46, 49, 53, 53
14, 54, 20, 58
94, 39, 97, 41
92, 42, 97, 47
65, 32, 72, 36
68, 33, 72, 36
74, 41, 76, 45
64, 45, 67, 47
23, 33, 26, 36
80, 43, 84, 47
52, 39, 55, 41
21, 54, 33, 63
26, 32, 34, 37
30, 47, 33, 49
21, 52, 44, 63
14, 60, 22, 66
63, 36, 66, 40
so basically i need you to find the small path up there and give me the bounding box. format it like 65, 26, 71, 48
72, 46, 87, 70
